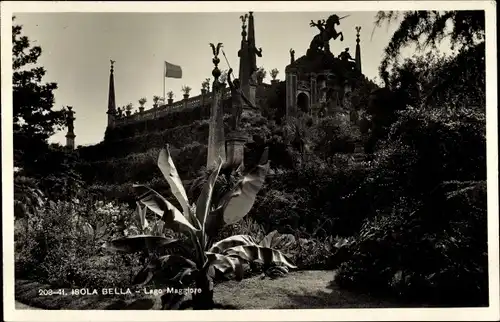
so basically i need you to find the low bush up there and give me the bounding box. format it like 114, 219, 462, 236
15, 198, 142, 289
335, 182, 488, 306
251, 160, 372, 238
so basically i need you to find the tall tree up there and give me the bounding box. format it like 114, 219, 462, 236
374, 10, 485, 81
12, 16, 66, 168
363, 10, 486, 152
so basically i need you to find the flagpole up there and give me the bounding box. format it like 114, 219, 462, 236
163, 62, 166, 102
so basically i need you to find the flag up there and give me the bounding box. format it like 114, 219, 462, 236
165, 61, 182, 79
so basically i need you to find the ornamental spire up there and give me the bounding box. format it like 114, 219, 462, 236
355, 27, 362, 73
107, 59, 116, 115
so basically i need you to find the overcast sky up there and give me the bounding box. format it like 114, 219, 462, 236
14, 11, 409, 146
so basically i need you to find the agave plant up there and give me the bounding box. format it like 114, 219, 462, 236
104, 145, 295, 309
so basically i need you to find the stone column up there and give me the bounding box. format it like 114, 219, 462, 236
285, 70, 298, 120
225, 131, 247, 169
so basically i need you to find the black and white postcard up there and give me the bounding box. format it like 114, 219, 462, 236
1, 1, 498, 321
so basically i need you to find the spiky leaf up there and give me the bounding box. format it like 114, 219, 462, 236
224, 245, 297, 269
103, 235, 179, 253
157, 146, 191, 216
208, 235, 258, 254
134, 184, 198, 233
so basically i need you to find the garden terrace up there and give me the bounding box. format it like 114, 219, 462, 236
107, 84, 273, 141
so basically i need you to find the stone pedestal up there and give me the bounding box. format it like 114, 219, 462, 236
65, 133, 76, 150
225, 131, 248, 169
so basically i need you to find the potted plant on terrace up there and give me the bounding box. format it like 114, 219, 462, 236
182, 86, 192, 100
125, 103, 133, 116
201, 78, 210, 95
256, 67, 266, 85
167, 91, 174, 105
270, 68, 279, 85
138, 97, 147, 112
153, 95, 160, 108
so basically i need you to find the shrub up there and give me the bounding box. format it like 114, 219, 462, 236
14, 197, 140, 288
309, 116, 361, 158
335, 181, 488, 306
14, 175, 44, 219
333, 103, 488, 306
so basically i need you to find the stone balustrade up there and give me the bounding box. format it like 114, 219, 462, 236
113, 87, 231, 127
111, 83, 273, 128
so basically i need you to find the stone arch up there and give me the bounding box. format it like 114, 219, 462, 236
297, 92, 310, 113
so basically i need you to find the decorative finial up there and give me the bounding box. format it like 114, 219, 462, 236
209, 42, 223, 80
240, 13, 249, 37
240, 13, 248, 25
110, 59, 115, 72
355, 26, 361, 43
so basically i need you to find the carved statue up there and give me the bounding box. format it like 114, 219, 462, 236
66, 106, 75, 132
228, 68, 256, 131
339, 47, 354, 62
308, 14, 347, 53
339, 47, 356, 70
249, 47, 263, 77
290, 48, 295, 63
